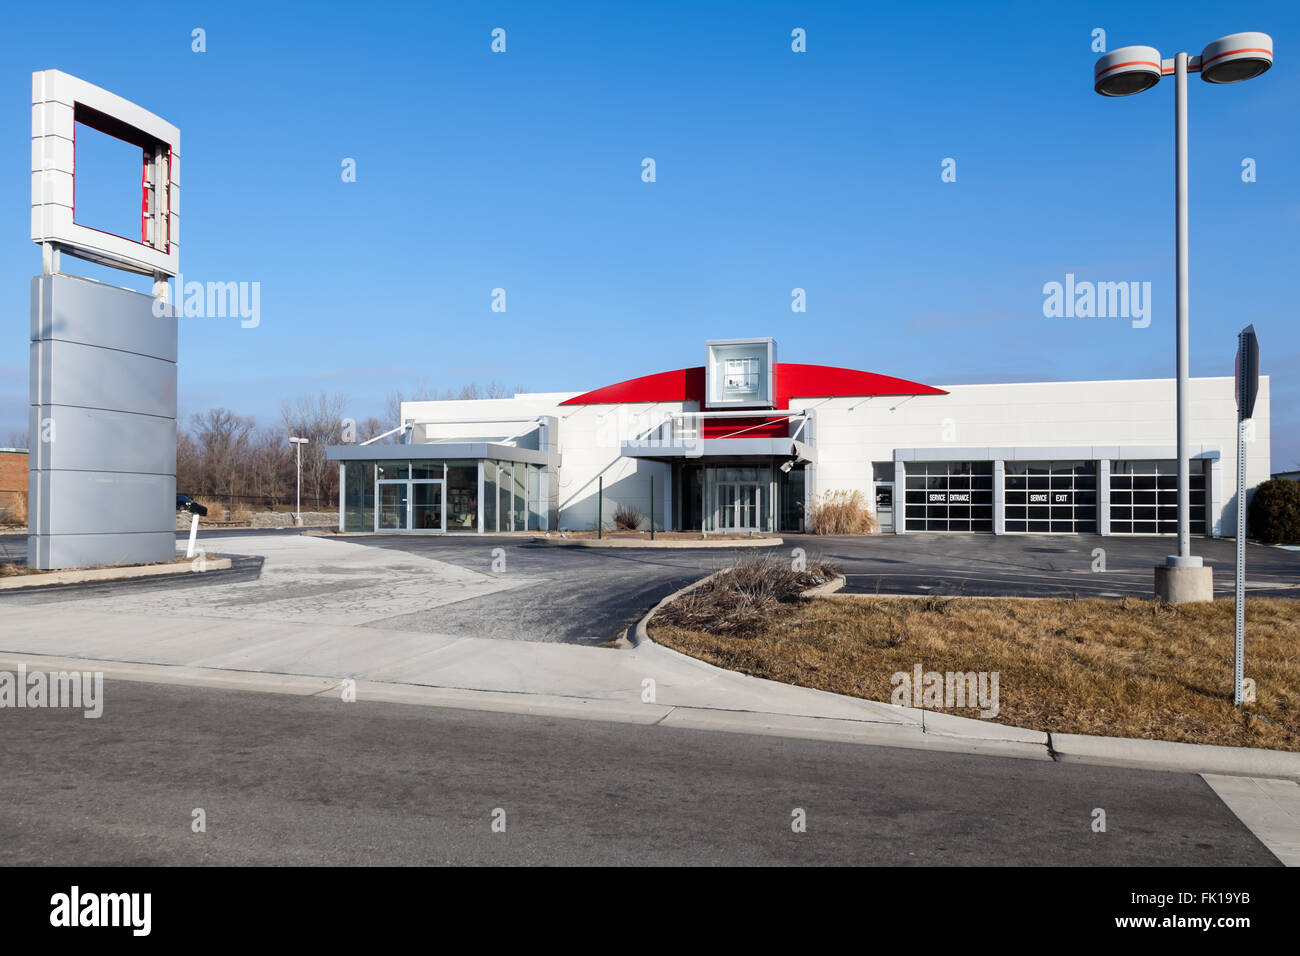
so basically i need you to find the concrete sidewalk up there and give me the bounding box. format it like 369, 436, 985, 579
0, 605, 1038, 755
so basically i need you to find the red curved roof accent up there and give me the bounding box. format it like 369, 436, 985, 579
560, 363, 945, 407
776, 364, 947, 404
559, 367, 705, 405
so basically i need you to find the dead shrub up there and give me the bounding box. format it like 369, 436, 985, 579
612, 504, 644, 531
654, 551, 838, 639
0, 492, 27, 526
809, 489, 878, 535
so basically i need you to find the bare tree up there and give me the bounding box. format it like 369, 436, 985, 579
357, 416, 387, 442
248, 426, 292, 509
170, 381, 527, 515
4, 429, 27, 449
385, 379, 435, 427
175, 430, 203, 495
191, 408, 255, 500
281, 392, 347, 508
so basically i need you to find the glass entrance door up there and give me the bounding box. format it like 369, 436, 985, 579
375, 479, 445, 531
717, 482, 762, 531
411, 480, 444, 532
376, 480, 407, 530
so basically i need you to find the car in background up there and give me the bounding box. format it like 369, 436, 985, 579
176, 494, 208, 517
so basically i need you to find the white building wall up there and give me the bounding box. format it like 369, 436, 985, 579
802, 376, 1269, 536
552, 401, 680, 530
395, 375, 1269, 536
401, 393, 577, 445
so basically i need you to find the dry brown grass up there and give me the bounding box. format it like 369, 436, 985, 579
0, 491, 27, 526
808, 489, 878, 535
650, 594, 1300, 751
195, 499, 224, 521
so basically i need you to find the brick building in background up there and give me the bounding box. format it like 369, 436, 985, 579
0, 448, 28, 520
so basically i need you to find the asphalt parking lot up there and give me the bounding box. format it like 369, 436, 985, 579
808, 533, 1300, 599
2, 530, 1296, 647
331, 533, 740, 644
328, 531, 1300, 642
356, 530, 1300, 603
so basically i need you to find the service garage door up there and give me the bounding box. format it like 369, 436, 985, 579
1004, 461, 1098, 534
904, 461, 993, 532
1109, 460, 1207, 535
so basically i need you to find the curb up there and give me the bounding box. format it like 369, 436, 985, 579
0, 647, 1294, 780
800, 574, 846, 598
1050, 732, 1300, 780
0, 652, 1043, 761
531, 536, 783, 549
628, 570, 728, 647
0, 556, 233, 591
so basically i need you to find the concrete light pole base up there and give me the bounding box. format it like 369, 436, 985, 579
1154, 565, 1213, 604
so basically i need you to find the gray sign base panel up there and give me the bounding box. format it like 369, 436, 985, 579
28, 274, 177, 569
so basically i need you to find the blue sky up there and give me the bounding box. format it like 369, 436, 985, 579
3, 0, 1297, 467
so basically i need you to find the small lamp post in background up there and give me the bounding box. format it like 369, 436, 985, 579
1093, 32, 1273, 603
289, 436, 309, 525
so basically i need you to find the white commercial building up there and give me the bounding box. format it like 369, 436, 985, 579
327, 337, 1270, 537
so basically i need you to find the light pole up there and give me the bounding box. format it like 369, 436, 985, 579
1093, 32, 1272, 601
289, 436, 309, 524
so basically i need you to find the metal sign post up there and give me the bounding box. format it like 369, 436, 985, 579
1234, 417, 1247, 706
1233, 325, 1259, 706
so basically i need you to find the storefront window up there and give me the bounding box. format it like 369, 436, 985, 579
778, 467, 805, 532
498, 462, 513, 530
528, 464, 541, 531
677, 464, 705, 531
513, 462, 527, 531
343, 461, 375, 532
446, 461, 478, 532
483, 462, 497, 532
333, 455, 546, 534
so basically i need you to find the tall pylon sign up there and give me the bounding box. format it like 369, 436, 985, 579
29, 70, 180, 569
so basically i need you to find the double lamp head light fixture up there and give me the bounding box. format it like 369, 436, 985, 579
1094, 31, 1272, 97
